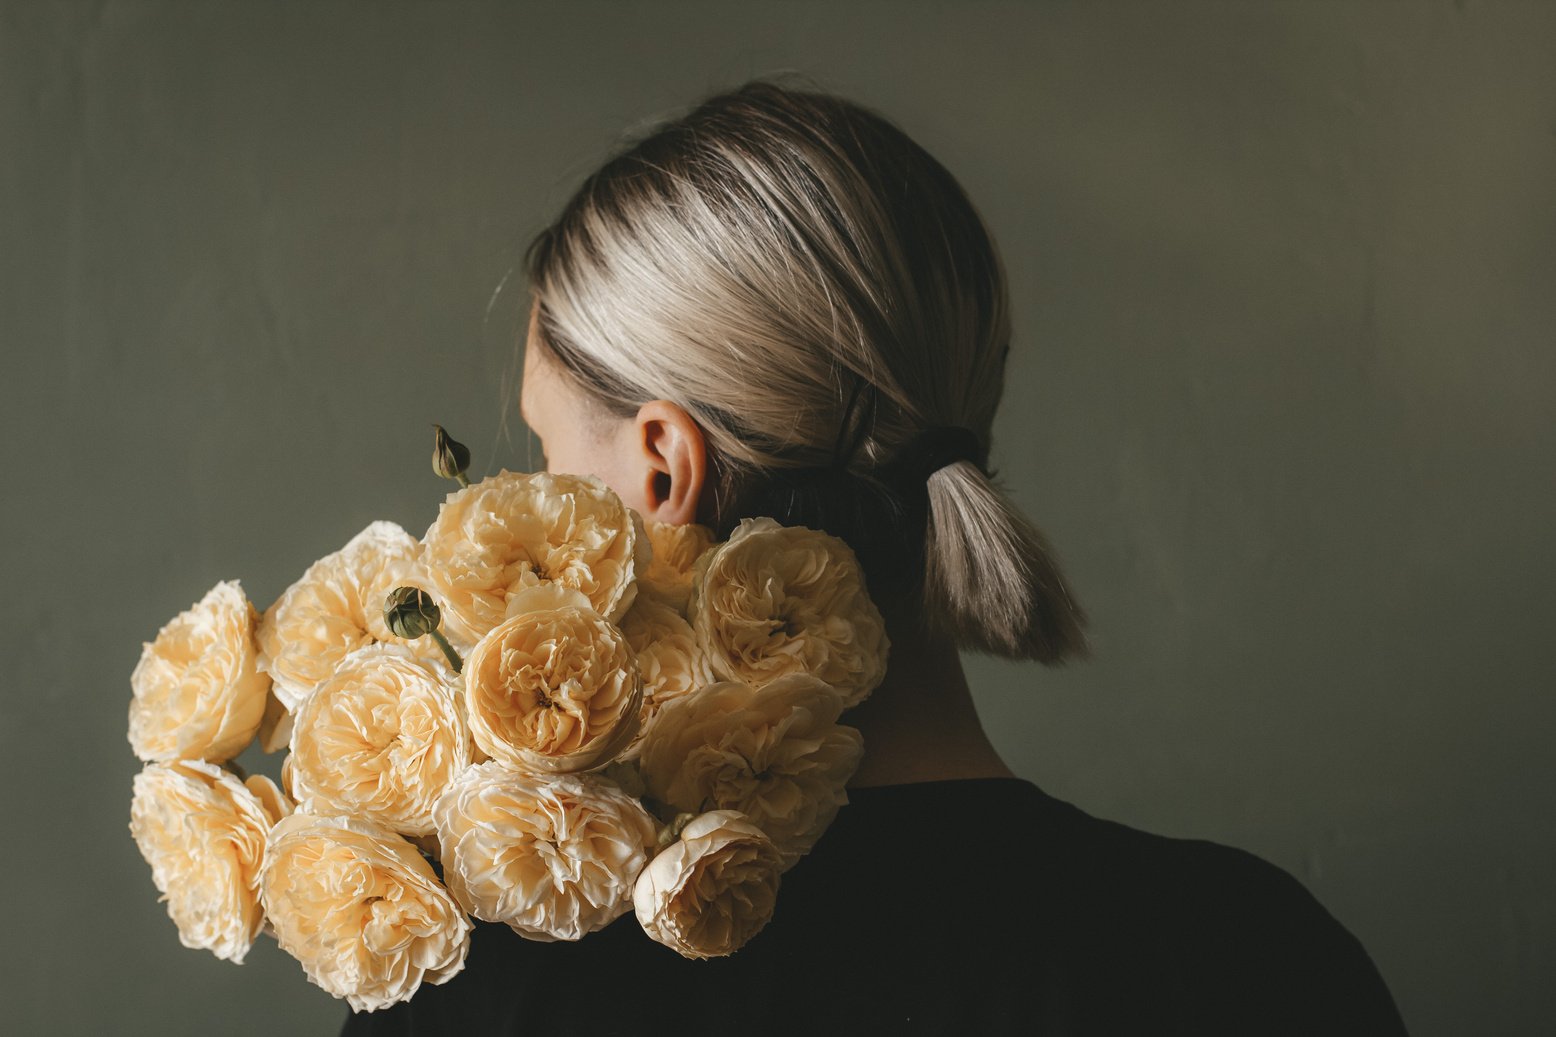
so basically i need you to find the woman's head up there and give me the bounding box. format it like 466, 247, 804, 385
518, 76, 1089, 663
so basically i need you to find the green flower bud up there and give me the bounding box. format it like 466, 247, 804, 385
432, 424, 471, 485
656, 812, 699, 851
383, 585, 442, 640
383, 586, 464, 673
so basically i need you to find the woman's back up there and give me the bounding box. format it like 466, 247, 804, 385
342, 776, 1406, 1035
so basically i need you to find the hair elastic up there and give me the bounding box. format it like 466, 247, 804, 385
879, 425, 985, 500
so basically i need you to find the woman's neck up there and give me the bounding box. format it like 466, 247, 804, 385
844, 627, 1017, 789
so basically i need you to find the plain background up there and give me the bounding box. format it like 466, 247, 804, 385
3, 2, 1552, 1034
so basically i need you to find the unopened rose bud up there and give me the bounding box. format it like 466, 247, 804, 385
384, 586, 441, 639
384, 586, 464, 673
432, 424, 471, 487
656, 812, 698, 852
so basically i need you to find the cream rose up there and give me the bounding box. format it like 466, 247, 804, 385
287, 643, 471, 836
464, 590, 642, 773
637, 674, 862, 869
419, 470, 648, 645
256, 520, 438, 712
128, 579, 270, 763
433, 763, 657, 942
618, 595, 714, 759
634, 810, 783, 959
639, 520, 715, 611
260, 812, 471, 1012
129, 760, 290, 963
690, 517, 888, 708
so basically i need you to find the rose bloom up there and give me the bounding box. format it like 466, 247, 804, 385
256, 520, 439, 712
260, 812, 472, 1013
464, 588, 642, 773
288, 643, 472, 837
690, 517, 889, 708
433, 763, 658, 942
128, 579, 270, 763
420, 470, 649, 646
637, 673, 863, 869
128, 760, 290, 963
618, 594, 714, 759
634, 810, 783, 959
639, 520, 715, 611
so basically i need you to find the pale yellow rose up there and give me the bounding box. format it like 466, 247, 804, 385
128, 760, 290, 963
256, 520, 439, 712
639, 521, 715, 611
419, 470, 648, 645
433, 763, 657, 942
287, 643, 472, 836
637, 674, 862, 869
128, 579, 270, 763
618, 595, 714, 759
634, 810, 783, 959
260, 812, 471, 1013
690, 517, 889, 708
464, 592, 642, 773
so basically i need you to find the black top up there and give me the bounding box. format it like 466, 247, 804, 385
341, 777, 1408, 1036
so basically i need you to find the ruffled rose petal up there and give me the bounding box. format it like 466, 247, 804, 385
420, 470, 648, 645
433, 763, 657, 942
638, 674, 861, 869
256, 521, 439, 712
464, 600, 642, 774
128, 580, 269, 763
288, 643, 472, 836
690, 518, 888, 708
634, 810, 782, 959
129, 760, 287, 963
260, 813, 472, 1012
618, 595, 715, 759
639, 521, 715, 612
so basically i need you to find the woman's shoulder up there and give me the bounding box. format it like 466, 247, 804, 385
809, 776, 1329, 933
814, 776, 1408, 1035
833, 775, 1333, 909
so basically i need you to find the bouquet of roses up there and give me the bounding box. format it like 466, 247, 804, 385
126, 427, 889, 1011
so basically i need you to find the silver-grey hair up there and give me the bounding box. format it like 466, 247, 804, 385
520, 75, 1090, 664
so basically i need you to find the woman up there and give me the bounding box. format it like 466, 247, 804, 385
345, 77, 1406, 1035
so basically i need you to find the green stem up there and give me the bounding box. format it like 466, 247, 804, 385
455, 472, 470, 488
429, 628, 464, 673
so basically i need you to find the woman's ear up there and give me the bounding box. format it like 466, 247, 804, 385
631, 400, 707, 525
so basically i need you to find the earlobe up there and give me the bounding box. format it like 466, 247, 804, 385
635, 400, 707, 526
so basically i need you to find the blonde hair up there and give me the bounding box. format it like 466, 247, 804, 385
520, 75, 1090, 663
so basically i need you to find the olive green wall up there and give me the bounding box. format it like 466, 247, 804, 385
4, 2, 1551, 1034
